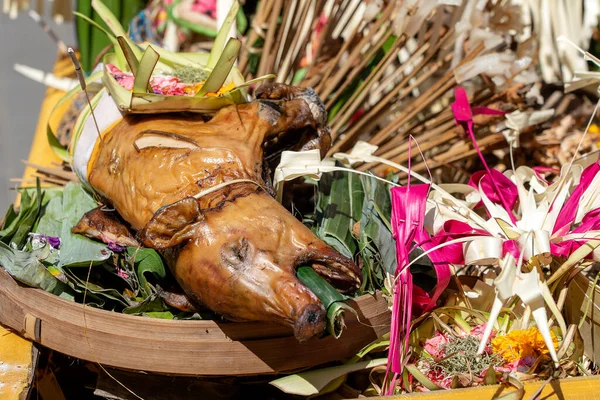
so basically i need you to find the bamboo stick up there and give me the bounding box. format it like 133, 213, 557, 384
328, 27, 457, 154
256, 0, 283, 77
319, 0, 396, 99
329, 35, 408, 137
368, 43, 484, 147
277, 0, 314, 83
238, 0, 272, 75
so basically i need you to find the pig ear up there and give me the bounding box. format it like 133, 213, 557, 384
255, 84, 327, 126
139, 197, 205, 249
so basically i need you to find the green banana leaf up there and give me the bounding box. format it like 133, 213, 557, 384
126, 247, 166, 297
314, 171, 364, 258
358, 175, 396, 293
56, 183, 111, 267
0, 241, 73, 300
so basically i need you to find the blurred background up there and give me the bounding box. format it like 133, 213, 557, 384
0, 1, 74, 211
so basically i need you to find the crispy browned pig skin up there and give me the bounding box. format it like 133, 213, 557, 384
86, 84, 361, 341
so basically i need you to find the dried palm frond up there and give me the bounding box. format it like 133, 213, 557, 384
23, 0, 600, 190
238, 0, 578, 183
11, 161, 77, 189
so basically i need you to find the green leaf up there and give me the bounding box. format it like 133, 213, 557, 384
11, 183, 43, 248
236, 6, 248, 34
348, 172, 364, 223
483, 366, 498, 385
62, 266, 130, 307
197, 38, 241, 96
58, 183, 111, 266
133, 46, 160, 93
314, 171, 362, 258
35, 195, 64, 238
270, 358, 387, 396
127, 247, 166, 297
0, 241, 73, 299
0, 190, 32, 245
405, 364, 442, 391
1, 204, 18, 230
297, 266, 354, 338
143, 311, 175, 320
117, 36, 140, 75
207, 0, 239, 69
358, 176, 395, 292
123, 293, 168, 315
76, 0, 93, 72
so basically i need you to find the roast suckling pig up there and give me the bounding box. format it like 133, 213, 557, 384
75, 83, 362, 341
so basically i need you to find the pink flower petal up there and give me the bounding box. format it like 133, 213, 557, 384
553, 162, 600, 235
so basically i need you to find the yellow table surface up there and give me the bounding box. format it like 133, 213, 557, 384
374, 375, 600, 399
0, 324, 34, 399
4, 55, 600, 399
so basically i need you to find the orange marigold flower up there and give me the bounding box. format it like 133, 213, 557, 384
491, 327, 558, 363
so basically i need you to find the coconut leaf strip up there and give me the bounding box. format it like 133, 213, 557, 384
47, 70, 103, 161
117, 36, 140, 74
233, 74, 276, 90
91, 0, 141, 59
405, 364, 442, 391
197, 38, 241, 96
138, 42, 200, 69
133, 46, 160, 94
548, 238, 600, 284
208, 0, 239, 69
269, 358, 387, 396
73, 11, 127, 70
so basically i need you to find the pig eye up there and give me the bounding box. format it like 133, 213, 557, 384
221, 238, 250, 270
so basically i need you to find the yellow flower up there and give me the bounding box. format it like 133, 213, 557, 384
491, 328, 558, 363
189, 81, 236, 97
206, 81, 236, 97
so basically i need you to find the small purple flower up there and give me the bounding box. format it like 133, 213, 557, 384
45, 236, 61, 248
32, 234, 61, 248
107, 242, 125, 253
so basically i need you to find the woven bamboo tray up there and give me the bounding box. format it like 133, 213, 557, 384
0, 268, 390, 376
